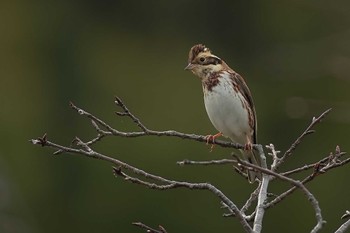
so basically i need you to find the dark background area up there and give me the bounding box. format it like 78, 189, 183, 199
1, 1, 350, 232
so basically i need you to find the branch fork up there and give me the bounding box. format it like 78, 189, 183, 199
30, 97, 349, 233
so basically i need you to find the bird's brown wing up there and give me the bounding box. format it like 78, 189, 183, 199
228, 69, 257, 144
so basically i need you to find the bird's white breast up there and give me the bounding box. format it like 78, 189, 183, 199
203, 72, 251, 144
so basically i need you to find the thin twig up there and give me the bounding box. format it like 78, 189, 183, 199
335, 219, 350, 233
69, 99, 246, 150
266, 148, 349, 209
30, 135, 253, 233
235, 156, 325, 233
177, 159, 236, 166
30, 99, 348, 233
241, 184, 261, 214
341, 210, 350, 220
115, 96, 149, 132
281, 163, 317, 176
282, 151, 347, 177
266, 144, 281, 170
177, 158, 250, 181
132, 222, 168, 233
275, 108, 332, 171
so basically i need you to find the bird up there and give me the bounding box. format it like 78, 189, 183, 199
185, 44, 261, 183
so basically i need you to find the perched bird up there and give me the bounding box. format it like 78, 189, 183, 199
185, 44, 261, 183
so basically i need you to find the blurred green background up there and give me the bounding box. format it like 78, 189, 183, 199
1, 0, 350, 232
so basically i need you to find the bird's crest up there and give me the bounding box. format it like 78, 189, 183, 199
188, 44, 211, 63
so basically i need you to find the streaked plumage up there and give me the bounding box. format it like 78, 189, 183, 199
185, 44, 261, 183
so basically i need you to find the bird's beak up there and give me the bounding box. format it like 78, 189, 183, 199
184, 63, 195, 71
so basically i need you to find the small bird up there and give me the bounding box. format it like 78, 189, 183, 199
185, 44, 261, 183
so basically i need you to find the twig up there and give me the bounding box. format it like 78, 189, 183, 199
30, 99, 348, 233
274, 108, 332, 171
132, 222, 168, 233
266, 148, 349, 209
115, 97, 149, 132
31, 134, 253, 233
335, 219, 350, 233
69, 99, 245, 150
335, 210, 350, 233
177, 159, 236, 166
253, 145, 269, 233
281, 163, 318, 176
341, 210, 350, 220
241, 185, 261, 214
281, 152, 348, 177
235, 155, 325, 233
177, 158, 249, 180
266, 144, 281, 171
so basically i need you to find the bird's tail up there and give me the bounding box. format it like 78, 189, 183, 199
241, 149, 262, 183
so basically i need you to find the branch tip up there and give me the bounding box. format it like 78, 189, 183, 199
69, 101, 74, 107
325, 108, 333, 114
114, 96, 123, 106
132, 221, 167, 233
277, 108, 333, 171
30, 133, 48, 147
90, 120, 99, 129
112, 166, 126, 178
341, 210, 350, 220
158, 225, 167, 233
336, 145, 341, 155
115, 111, 128, 116
114, 96, 120, 103
53, 149, 63, 155
71, 137, 79, 145
305, 130, 316, 135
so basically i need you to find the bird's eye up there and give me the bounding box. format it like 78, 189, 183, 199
199, 57, 205, 62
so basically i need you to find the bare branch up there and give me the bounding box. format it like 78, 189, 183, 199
30, 133, 47, 146
30, 99, 349, 233
114, 96, 149, 132
266, 143, 281, 170
177, 159, 236, 166
69, 99, 246, 150
341, 210, 350, 220
132, 222, 168, 233
281, 163, 317, 176
253, 145, 269, 233
274, 108, 332, 171
335, 210, 350, 233
30, 135, 253, 233
281, 152, 348, 177
241, 185, 261, 214
266, 147, 349, 210
177, 157, 249, 181
235, 156, 325, 233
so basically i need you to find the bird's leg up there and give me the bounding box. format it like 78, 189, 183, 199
244, 135, 253, 151
204, 132, 223, 151
205, 132, 223, 144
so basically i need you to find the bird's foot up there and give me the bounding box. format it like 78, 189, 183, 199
204, 132, 223, 151
244, 142, 253, 151
244, 135, 253, 151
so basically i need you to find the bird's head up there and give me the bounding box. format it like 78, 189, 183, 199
185, 44, 224, 78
